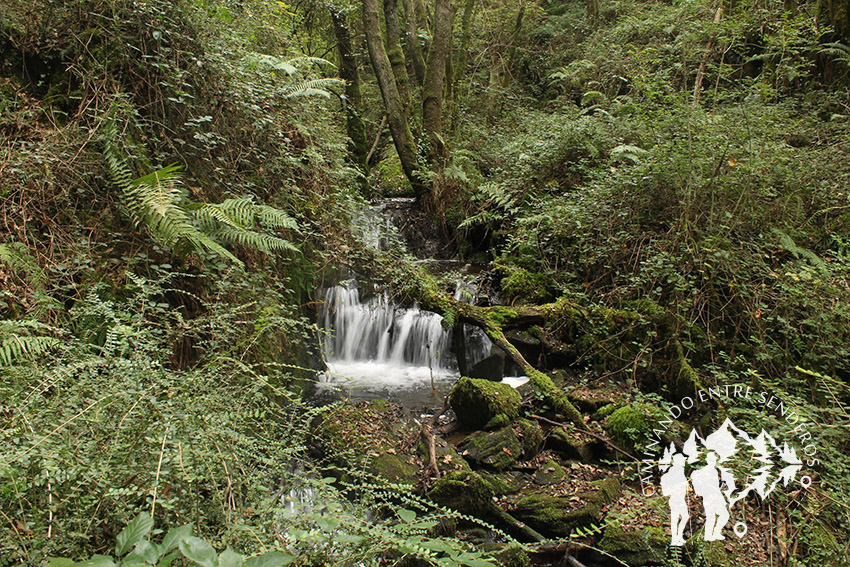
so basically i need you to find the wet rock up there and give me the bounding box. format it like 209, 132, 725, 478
598, 492, 667, 565
468, 353, 506, 381
512, 477, 621, 538
459, 427, 522, 470
450, 376, 521, 429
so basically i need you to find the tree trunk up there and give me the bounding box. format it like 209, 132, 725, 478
383, 0, 413, 113
449, 0, 475, 133
331, 9, 370, 174
401, 0, 427, 84
422, 0, 454, 163
362, 0, 426, 196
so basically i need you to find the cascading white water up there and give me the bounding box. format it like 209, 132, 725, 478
316, 279, 498, 405
322, 283, 454, 370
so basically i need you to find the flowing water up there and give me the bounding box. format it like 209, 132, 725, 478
314, 280, 495, 406
311, 200, 528, 407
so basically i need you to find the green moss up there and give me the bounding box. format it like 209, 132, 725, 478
449, 377, 521, 429
594, 403, 618, 419
514, 478, 620, 538
515, 418, 544, 458
599, 522, 666, 565
458, 427, 522, 470
501, 268, 558, 303
485, 412, 512, 429
485, 306, 519, 327
478, 471, 523, 495
547, 426, 595, 461
533, 458, 568, 485
492, 547, 532, 567
605, 406, 650, 453
428, 471, 494, 516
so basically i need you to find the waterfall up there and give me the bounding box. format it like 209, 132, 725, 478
322, 282, 454, 370
315, 279, 499, 405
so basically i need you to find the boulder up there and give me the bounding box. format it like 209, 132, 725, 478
532, 458, 568, 485
428, 471, 494, 516
512, 477, 621, 538
319, 400, 419, 484
450, 376, 521, 430
469, 353, 506, 380
515, 418, 544, 459
598, 492, 667, 565
547, 425, 600, 462
605, 406, 650, 453
458, 427, 522, 470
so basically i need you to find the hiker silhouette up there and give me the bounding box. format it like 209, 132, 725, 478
690, 451, 730, 541
660, 452, 689, 546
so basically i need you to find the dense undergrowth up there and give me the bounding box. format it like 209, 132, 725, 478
2, 0, 850, 565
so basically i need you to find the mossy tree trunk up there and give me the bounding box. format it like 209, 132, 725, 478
383, 0, 413, 115
422, 0, 454, 163
362, 0, 427, 196
401, 0, 428, 84
331, 9, 370, 176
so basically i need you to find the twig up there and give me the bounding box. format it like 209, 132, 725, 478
365, 115, 387, 164
421, 400, 450, 479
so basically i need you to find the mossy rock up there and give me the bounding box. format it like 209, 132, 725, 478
515, 418, 544, 459
505, 328, 541, 347
567, 387, 618, 412
450, 376, 521, 430
416, 436, 471, 474
428, 471, 494, 516
458, 427, 522, 470
683, 538, 731, 566
319, 401, 419, 484
492, 547, 532, 567
605, 406, 650, 454
599, 493, 667, 565
479, 471, 524, 495
594, 403, 618, 420
512, 478, 621, 538
532, 458, 568, 485
547, 426, 598, 462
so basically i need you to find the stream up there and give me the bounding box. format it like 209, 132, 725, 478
309, 200, 527, 408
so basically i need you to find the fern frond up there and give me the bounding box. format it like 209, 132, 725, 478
213, 227, 298, 253
282, 78, 346, 98
0, 334, 61, 366
255, 205, 298, 230
0, 242, 47, 291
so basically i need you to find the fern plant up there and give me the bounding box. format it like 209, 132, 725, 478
0, 320, 61, 366
102, 115, 299, 268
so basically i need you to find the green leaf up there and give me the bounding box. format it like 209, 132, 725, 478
218, 548, 244, 567
458, 558, 495, 567
124, 540, 158, 565
116, 514, 154, 556
47, 559, 76, 567
179, 536, 217, 567
77, 555, 117, 567
243, 551, 294, 567
156, 551, 181, 567
397, 508, 416, 523
160, 524, 193, 554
